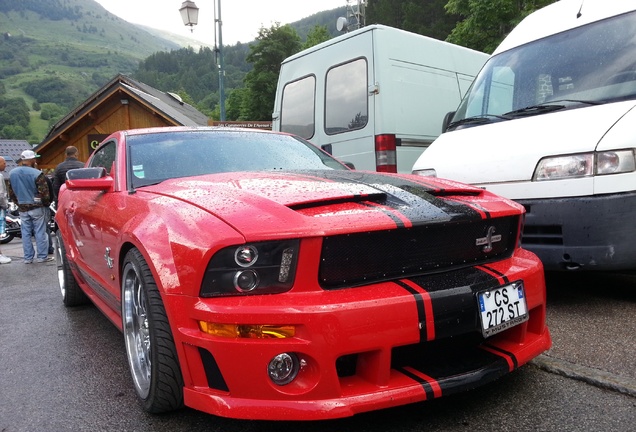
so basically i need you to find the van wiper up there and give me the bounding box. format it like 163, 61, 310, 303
447, 114, 511, 130
504, 104, 565, 117
504, 99, 601, 118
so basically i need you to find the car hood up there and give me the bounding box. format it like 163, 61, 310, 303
140, 170, 516, 240
416, 101, 636, 185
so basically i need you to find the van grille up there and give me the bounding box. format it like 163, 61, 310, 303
522, 225, 563, 245
319, 216, 519, 289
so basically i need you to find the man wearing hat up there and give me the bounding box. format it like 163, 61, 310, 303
7, 150, 53, 264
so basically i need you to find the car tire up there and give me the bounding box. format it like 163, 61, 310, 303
121, 248, 184, 413
55, 231, 89, 307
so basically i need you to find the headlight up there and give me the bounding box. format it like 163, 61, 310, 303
597, 150, 636, 174
200, 240, 299, 297
412, 168, 437, 177
533, 150, 635, 181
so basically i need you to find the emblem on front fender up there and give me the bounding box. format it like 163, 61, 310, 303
104, 247, 114, 269
476, 226, 502, 253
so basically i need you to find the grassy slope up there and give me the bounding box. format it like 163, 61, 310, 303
0, 0, 183, 142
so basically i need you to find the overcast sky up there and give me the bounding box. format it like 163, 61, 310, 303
94, 0, 347, 46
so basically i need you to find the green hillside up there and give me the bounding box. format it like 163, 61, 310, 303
0, 0, 181, 143
0, 0, 347, 144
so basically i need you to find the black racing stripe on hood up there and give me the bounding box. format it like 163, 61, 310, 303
446, 196, 492, 219
404, 267, 503, 340
287, 170, 484, 224
360, 202, 406, 228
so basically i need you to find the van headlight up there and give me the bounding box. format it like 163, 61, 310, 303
533, 150, 635, 181
200, 240, 299, 297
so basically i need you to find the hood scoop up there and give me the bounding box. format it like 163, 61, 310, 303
287, 192, 387, 210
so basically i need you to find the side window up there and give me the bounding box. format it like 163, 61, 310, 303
280, 75, 316, 139
89, 141, 116, 175
325, 58, 368, 135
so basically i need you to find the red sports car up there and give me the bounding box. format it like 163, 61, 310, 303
55, 126, 551, 420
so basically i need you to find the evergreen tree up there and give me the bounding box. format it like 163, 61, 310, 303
445, 0, 556, 53
242, 24, 301, 121
366, 0, 458, 41
302, 25, 331, 50
0, 96, 31, 138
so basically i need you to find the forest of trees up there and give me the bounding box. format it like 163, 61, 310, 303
0, 0, 557, 140
131, 0, 556, 122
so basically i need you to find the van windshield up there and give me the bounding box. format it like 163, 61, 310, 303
449, 10, 636, 130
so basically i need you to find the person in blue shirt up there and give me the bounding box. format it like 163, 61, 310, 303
7, 150, 53, 264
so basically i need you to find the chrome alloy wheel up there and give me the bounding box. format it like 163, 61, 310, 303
122, 262, 152, 399
54, 236, 66, 298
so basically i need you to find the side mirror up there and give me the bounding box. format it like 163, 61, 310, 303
343, 161, 355, 170
66, 167, 106, 180
442, 111, 456, 132
65, 167, 113, 191
321, 144, 333, 155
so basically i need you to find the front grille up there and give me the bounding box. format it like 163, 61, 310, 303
522, 224, 563, 245
319, 216, 519, 289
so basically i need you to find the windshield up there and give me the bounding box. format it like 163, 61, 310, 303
127, 130, 348, 188
451, 10, 636, 129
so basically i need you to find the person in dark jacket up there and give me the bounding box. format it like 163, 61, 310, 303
52, 146, 84, 202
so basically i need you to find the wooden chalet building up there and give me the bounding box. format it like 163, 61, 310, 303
35, 74, 209, 170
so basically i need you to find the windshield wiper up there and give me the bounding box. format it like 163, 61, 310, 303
447, 114, 511, 131
504, 99, 602, 118
543, 99, 602, 106
504, 104, 565, 117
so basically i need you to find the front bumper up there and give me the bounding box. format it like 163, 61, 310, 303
518, 191, 636, 271
167, 249, 550, 420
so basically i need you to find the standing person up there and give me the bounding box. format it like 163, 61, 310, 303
44, 172, 54, 255
52, 146, 84, 202
0, 156, 11, 264
7, 150, 53, 264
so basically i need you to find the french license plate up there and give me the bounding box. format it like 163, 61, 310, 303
478, 282, 529, 337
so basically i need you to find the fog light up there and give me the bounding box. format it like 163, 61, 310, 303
234, 269, 259, 291
268, 353, 299, 385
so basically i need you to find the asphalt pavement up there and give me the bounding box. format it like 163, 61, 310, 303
1, 238, 634, 420
538, 271, 636, 397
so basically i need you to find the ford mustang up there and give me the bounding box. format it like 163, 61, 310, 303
55, 126, 551, 420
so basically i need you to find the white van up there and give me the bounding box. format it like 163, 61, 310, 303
272, 24, 488, 173
412, 0, 636, 272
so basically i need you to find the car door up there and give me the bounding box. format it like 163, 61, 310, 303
71, 140, 121, 311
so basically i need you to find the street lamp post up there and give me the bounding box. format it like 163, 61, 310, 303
179, 0, 226, 121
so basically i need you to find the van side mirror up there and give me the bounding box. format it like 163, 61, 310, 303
442, 111, 456, 132
343, 162, 355, 170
